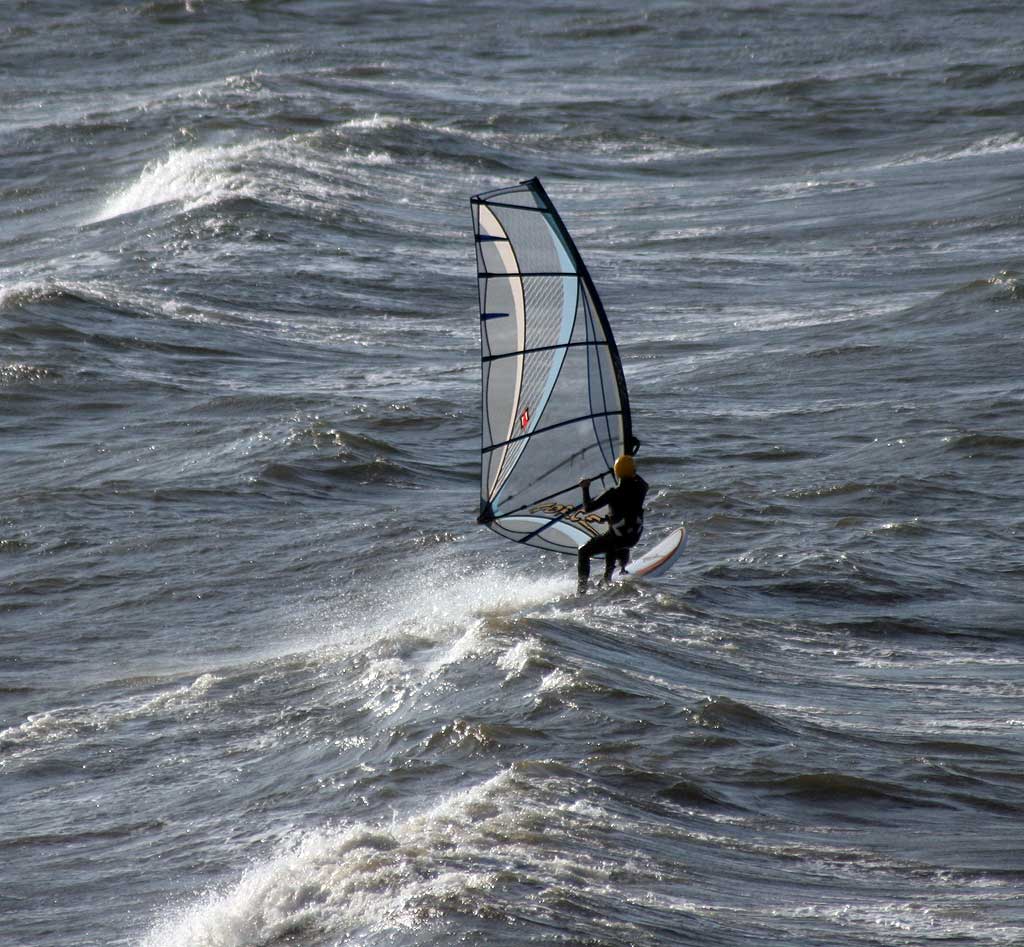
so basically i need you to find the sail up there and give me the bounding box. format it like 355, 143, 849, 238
471, 177, 637, 555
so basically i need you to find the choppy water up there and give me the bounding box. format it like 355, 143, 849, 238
2, 2, 1023, 945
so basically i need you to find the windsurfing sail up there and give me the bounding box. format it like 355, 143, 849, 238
471, 177, 638, 555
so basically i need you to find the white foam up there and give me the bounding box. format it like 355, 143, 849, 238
92, 143, 259, 222
0, 674, 219, 747
881, 133, 1024, 170
496, 637, 543, 679
340, 113, 401, 131
424, 622, 491, 675
140, 769, 519, 946
0, 280, 52, 310
324, 561, 570, 656
90, 133, 382, 225
538, 668, 575, 694
756, 178, 872, 199
133, 673, 219, 717
773, 897, 1023, 943
298, 559, 573, 722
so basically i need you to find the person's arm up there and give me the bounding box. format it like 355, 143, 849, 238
579, 478, 614, 513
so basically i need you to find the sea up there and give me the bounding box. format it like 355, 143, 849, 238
2, 2, 1023, 945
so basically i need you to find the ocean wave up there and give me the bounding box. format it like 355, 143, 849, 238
944, 60, 1024, 90
882, 132, 1024, 169
496, 636, 548, 680
767, 771, 930, 806
311, 556, 571, 680
0, 276, 214, 328
942, 431, 1024, 458
983, 270, 1024, 302
284, 419, 399, 456
772, 896, 1023, 945
0, 674, 219, 750
693, 695, 798, 738
89, 129, 391, 225
0, 280, 56, 310
139, 759, 716, 946
755, 178, 874, 201
257, 457, 414, 493
138, 769, 523, 946
91, 143, 261, 222
0, 278, 124, 317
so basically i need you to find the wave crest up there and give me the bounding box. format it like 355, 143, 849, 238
92, 144, 257, 222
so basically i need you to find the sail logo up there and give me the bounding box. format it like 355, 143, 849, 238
520, 407, 530, 430
529, 502, 605, 534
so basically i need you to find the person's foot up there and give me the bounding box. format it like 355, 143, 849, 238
576, 578, 588, 596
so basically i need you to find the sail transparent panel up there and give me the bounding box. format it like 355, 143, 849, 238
471, 178, 635, 556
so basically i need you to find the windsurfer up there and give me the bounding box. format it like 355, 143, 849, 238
577, 454, 648, 595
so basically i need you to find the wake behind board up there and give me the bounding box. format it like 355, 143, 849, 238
618, 526, 687, 581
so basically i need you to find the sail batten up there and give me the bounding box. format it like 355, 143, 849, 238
478, 271, 579, 278
482, 409, 624, 454
472, 177, 635, 556
483, 339, 605, 364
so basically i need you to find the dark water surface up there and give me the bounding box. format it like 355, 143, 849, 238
2, 2, 1023, 945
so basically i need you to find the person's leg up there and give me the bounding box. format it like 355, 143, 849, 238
578, 534, 613, 595
577, 548, 591, 595
578, 535, 601, 595
603, 548, 617, 583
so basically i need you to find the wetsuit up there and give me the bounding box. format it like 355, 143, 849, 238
577, 474, 648, 593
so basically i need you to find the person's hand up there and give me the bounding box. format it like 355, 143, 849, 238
579, 478, 591, 489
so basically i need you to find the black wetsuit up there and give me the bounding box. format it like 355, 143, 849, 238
577, 474, 648, 590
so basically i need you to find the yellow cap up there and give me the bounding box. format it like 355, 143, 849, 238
613, 454, 636, 479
